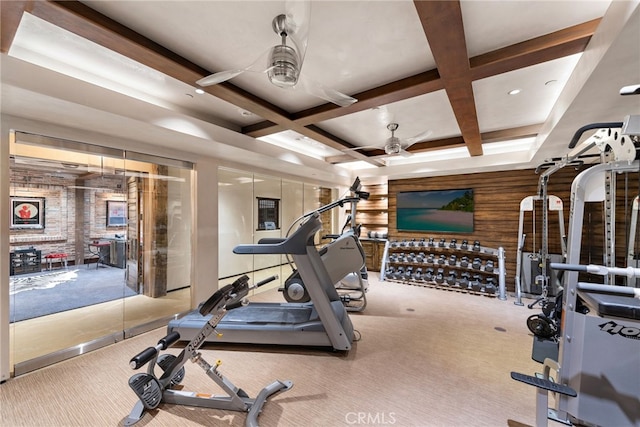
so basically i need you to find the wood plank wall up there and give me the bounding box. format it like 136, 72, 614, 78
388, 166, 640, 292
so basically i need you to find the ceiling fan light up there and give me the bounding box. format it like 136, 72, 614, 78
268, 45, 299, 88
385, 142, 402, 155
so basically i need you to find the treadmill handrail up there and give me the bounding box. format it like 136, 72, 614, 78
233, 213, 322, 255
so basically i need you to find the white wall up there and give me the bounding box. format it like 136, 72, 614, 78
217, 168, 342, 284
192, 158, 219, 306
217, 168, 255, 278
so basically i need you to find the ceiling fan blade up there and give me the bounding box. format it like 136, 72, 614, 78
374, 106, 395, 128
404, 129, 433, 147
398, 148, 413, 158
341, 144, 381, 152
285, 0, 310, 66
196, 47, 273, 87
297, 74, 357, 107
196, 69, 247, 86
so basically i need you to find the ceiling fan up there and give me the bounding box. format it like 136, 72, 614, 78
196, 2, 357, 107
344, 123, 433, 157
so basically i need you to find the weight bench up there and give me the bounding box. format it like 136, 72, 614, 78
511, 358, 576, 427
44, 253, 68, 270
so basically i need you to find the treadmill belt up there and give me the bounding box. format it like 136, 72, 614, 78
223, 306, 314, 324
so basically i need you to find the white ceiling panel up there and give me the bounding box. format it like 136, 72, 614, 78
473, 53, 582, 132
461, 0, 612, 57
318, 90, 460, 148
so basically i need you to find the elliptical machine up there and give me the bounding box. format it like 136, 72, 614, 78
280, 177, 370, 312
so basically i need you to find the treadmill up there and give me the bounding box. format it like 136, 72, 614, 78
167, 211, 363, 351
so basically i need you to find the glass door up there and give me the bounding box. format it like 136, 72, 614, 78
8, 132, 193, 375
123, 157, 193, 333
9, 139, 128, 373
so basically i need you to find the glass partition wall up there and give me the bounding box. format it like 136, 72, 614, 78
217, 167, 336, 294
8, 132, 192, 375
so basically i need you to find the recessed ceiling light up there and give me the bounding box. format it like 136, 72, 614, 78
508, 89, 521, 95
195, 88, 205, 94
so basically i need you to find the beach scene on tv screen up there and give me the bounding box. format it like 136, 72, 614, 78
396, 189, 474, 232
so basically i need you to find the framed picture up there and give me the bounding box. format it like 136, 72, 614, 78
11, 197, 45, 229
107, 200, 127, 227
396, 189, 474, 233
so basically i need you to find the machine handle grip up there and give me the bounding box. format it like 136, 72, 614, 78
129, 347, 158, 370
158, 331, 180, 350
567, 122, 623, 148
255, 275, 278, 288
577, 282, 640, 299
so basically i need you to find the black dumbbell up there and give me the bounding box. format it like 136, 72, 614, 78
446, 270, 458, 286
484, 277, 496, 295
459, 272, 471, 290
485, 260, 494, 272
425, 268, 434, 281
404, 266, 414, 279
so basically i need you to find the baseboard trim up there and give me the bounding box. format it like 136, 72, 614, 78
13, 331, 124, 376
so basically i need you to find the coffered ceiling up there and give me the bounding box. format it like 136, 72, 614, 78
1, 1, 639, 185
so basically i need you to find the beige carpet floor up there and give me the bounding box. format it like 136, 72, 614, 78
1, 276, 560, 427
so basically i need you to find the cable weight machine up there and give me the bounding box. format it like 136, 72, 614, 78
514, 120, 634, 307
511, 112, 640, 427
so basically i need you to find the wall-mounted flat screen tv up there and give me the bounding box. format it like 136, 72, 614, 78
396, 189, 474, 233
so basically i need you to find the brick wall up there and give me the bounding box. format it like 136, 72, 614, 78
9, 168, 125, 266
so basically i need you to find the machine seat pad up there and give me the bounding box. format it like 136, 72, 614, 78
578, 291, 640, 320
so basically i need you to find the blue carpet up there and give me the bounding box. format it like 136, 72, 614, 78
9, 266, 137, 322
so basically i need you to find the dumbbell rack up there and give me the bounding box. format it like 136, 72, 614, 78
380, 238, 506, 298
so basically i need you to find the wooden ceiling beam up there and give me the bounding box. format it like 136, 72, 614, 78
479, 124, 542, 144
414, 0, 483, 156
0, 1, 33, 53
470, 19, 600, 80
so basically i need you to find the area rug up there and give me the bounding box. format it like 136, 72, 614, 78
9, 266, 137, 322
